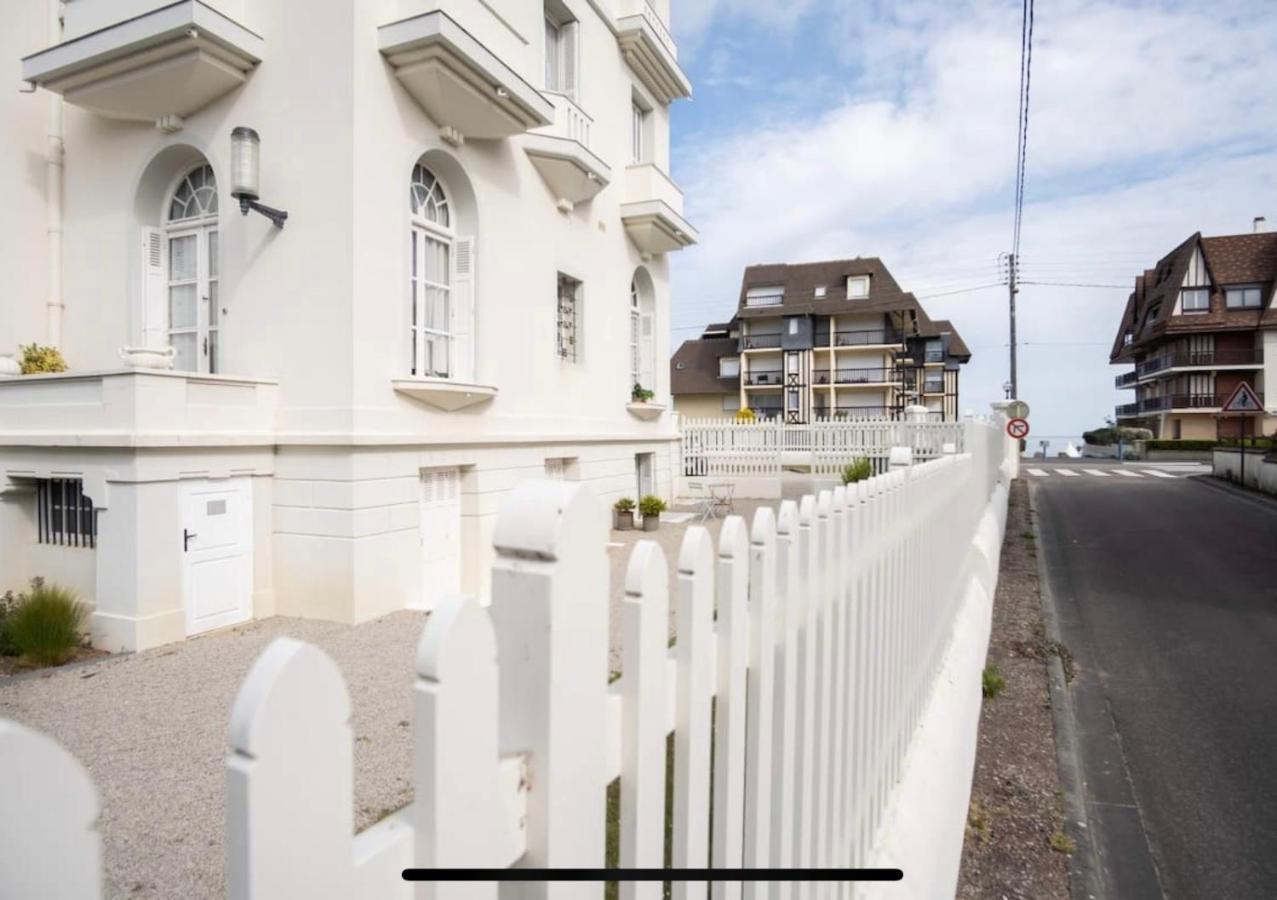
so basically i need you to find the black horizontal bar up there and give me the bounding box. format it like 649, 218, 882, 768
403, 869, 903, 883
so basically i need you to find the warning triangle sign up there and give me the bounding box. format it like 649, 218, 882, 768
1221, 382, 1263, 414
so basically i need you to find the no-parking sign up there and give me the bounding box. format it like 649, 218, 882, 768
1007, 417, 1030, 440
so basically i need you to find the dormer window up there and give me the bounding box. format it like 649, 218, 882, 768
814, 285, 827, 298
1180, 288, 1209, 313
745, 286, 783, 307
1225, 285, 1263, 309
846, 275, 869, 299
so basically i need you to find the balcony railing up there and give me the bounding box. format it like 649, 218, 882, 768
924, 350, 945, 363
541, 91, 592, 147
1139, 391, 1263, 412
832, 329, 903, 347
1115, 402, 1142, 418
1115, 370, 1139, 388
640, 1, 676, 59
923, 380, 945, 394
813, 406, 898, 420
1137, 347, 1262, 378
740, 333, 782, 350
812, 367, 900, 385
743, 371, 784, 386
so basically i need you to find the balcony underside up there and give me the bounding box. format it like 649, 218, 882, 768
621, 200, 697, 255
379, 11, 552, 141
524, 135, 610, 206
616, 13, 692, 104
21, 0, 263, 122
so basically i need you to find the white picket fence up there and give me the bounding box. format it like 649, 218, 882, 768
1, 419, 1012, 900
681, 417, 967, 479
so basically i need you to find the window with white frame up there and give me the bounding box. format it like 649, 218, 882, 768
557, 273, 581, 362
722, 394, 741, 412
1180, 288, 1210, 313
631, 100, 648, 164
1225, 285, 1263, 309
544, 4, 578, 98
846, 275, 870, 299
719, 356, 740, 378
745, 285, 784, 307
164, 164, 219, 374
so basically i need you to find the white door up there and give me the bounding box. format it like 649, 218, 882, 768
181, 478, 252, 636
635, 452, 654, 502
418, 468, 462, 611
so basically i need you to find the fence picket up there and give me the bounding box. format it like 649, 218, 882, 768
743, 507, 778, 900
621, 542, 671, 900
0, 720, 101, 900
769, 501, 800, 900
792, 495, 817, 900
811, 491, 834, 897
415, 595, 518, 900
674, 528, 716, 900
490, 481, 608, 900
712, 516, 750, 900
226, 638, 355, 900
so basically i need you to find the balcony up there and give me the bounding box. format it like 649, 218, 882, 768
21, 0, 263, 123
0, 370, 277, 445
615, 2, 691, 104
379, 9, 552, 142
621, 164, 697, 255
1115, 370, 1138, 389
743, 371, 783, 387
924, 350, 945, 363
812, 367, 900, 386
1136, 347, 1262, 380
814, 406, 897, 421
525, 92, 610, 209
1138, 392, 1264, 413
832, 329, 903, 348
1115, 402, 1142, 419
739, 333, 782, 351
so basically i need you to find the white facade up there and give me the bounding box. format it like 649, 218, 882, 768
0, 0, 695, 651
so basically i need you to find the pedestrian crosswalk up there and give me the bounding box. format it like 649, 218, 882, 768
1025, 466, 1199, 480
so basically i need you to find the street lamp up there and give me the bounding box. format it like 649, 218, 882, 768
230, 127, 288, 228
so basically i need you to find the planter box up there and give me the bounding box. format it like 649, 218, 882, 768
641, 514, 660, 531
614, 510, 634, 530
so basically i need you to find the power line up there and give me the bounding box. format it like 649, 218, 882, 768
1011, 0, 1035, 259
915, 282, 1006, 299
1019, 280, 1128, 289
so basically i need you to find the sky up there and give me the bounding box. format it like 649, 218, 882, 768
665, 0, 1277, 441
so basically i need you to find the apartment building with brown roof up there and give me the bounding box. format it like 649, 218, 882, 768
1111, 223, 1277, 440
671, 258, 970, 422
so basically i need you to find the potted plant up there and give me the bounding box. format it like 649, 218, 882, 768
613, 497, 635, 530
18, 343, 67, 375
631, 383, 655, 403
638, 494, 666, 531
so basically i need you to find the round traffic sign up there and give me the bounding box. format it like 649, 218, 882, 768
1007, 400, 1030, 419
1007, 417, 1030, 439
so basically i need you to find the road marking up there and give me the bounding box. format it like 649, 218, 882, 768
1113, 470, 1143, 478
1056, 469, 1081, 477
1083, 469, 1112, 477
1139, 469, 1177, 479
1027, 468, 1050, 477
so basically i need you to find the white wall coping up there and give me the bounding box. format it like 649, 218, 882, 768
0, 369, 279, 388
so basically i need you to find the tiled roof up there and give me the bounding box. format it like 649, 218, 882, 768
736, 257, 912, 319
670, 337, 737, 395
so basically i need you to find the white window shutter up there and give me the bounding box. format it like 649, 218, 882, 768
640, 312, 655, 391
562, 22, 578, 99
451, 236, 476, 382
141, 227, 165, 347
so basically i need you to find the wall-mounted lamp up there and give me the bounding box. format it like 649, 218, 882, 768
230, 127, 288, 228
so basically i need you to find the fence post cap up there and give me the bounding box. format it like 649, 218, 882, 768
492, 479, 601, 561
416, 594, 496, 682
942, 442, 957, 454
888, 445, 913, 468
228, 638, 349, 754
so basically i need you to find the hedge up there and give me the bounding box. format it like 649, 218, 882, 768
1145, 438, 1273, 451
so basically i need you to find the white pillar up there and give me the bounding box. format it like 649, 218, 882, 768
989, 400, 1020, 480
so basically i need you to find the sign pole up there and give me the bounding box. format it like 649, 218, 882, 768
1241, 414, 1247, 487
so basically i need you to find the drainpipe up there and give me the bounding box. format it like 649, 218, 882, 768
45, 0, 65, 348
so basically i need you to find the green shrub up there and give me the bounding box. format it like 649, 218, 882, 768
630, 383, 655, 403
840, 458, 873, 484
613, 497, 635, 512
1083, 425, 1153, 445
638, 494, 666, 518
18, 343, 67, 375
1144, 439, 1216, 451
4, 580, 88, 666
0, 589, 19, 657
982, 665, 1005, 699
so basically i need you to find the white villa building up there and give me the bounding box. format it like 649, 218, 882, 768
0, 0, 694, 651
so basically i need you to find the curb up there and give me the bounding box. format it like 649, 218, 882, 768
1188, 472, 1277, 512
1028, 483, 1105, 900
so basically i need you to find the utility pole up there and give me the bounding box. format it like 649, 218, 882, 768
1008, 252, 1019, 399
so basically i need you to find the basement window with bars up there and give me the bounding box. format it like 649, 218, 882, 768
36, 479, 97, 548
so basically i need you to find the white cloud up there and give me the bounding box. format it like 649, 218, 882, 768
670, 0, 1277, 438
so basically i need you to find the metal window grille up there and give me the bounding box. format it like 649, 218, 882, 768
36, 479, 97, 548
556, 273, 579, 363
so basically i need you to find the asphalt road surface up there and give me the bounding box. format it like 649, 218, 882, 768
1033, 461, 1277, 899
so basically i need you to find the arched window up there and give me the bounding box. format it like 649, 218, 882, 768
410, 165, 454, 378
164, 163, 219, 373
411, 164, 450, 227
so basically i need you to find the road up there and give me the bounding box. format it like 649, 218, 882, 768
1032, 460, 1277, 899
